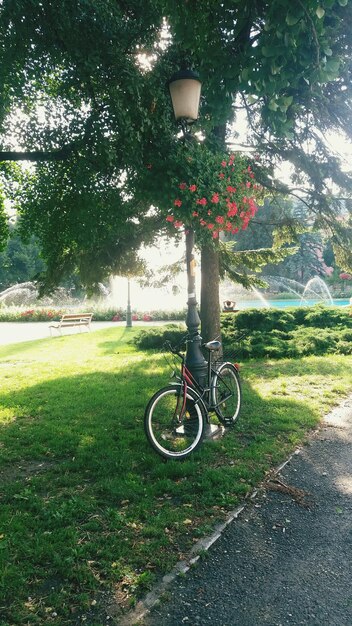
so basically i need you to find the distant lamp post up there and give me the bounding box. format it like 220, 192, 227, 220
168, 67, 207, 387
126, 277, 132, 327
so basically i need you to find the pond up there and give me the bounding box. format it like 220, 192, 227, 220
236, 298, 350, 309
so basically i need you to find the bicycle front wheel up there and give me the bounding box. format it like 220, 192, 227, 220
212, 362, 241, 426
144, 384, 206, 460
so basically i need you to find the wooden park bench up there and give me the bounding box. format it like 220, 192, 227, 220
49, 313, 93, 336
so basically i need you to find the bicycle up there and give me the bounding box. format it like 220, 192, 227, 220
144, 334, 241, 460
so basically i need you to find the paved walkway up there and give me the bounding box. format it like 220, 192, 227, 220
135, 397, 352, 626
0, 320, 170, 346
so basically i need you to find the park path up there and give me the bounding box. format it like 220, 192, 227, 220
0, 320, 170, 346
129, 396, 352, 626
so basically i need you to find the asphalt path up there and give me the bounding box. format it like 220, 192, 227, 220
140, 397, 352, 626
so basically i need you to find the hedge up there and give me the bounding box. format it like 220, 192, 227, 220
133, 305, 352, 360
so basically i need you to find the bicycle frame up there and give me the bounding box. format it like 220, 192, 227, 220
173, 347, 225, 417
172, 336, 239, 420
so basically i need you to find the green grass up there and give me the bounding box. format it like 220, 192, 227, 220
0, 327, 352, 624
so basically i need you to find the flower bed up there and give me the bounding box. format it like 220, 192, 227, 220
0, 306, 186, 323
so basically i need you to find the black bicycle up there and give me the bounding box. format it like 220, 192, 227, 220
144, 334, 241, 460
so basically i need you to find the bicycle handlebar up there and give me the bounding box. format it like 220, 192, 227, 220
163, 332, 199, 356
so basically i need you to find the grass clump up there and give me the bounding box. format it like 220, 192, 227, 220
0, 326, 351, 624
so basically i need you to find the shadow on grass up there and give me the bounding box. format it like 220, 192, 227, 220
0, 354, 344, 476
1, 353, 351, 624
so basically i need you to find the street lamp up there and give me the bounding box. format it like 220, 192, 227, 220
126, 277, 132, 327
168, 67, 207, 387
168, 68, 202, 127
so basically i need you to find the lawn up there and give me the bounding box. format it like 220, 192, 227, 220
0, 327, 352, 625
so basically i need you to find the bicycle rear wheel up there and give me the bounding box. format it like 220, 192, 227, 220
212, 362, 241, 426
144, 384, 206, 460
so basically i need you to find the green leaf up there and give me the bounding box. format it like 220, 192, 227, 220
268, 99, 279, 111
262, 46, 276, 58
286, 14, 301, 26
316, 7, 325, 19
325, 58, 341, 74
338, 0, 348, 6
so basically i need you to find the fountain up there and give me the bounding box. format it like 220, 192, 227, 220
0, 282, 38, 306
220, 275, 336, 309
300, 276, 333, 305
0, 282, 86, 307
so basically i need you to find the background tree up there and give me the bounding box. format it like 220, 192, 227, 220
0, 1, 352, 339
0, 225, 45, 290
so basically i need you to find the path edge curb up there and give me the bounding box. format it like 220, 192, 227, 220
118, 447, 301, 626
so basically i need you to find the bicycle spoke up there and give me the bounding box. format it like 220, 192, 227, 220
144, 385, 205, 459
213, 363, 241, 425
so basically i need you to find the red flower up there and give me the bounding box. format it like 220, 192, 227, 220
219, 172, 225, 179
179, 182, 187, 190
174, 198, 182, 207
174, 220, 183, 228
166, 215, 174, 222
192, 211, 199, 217
211, 193, 219, 203
340, 272, 352, 280
212, 230, 219, 239
196, 197, 207, 206
227, 203, 238, 217
189, 184, 197, 192
221, 160, 227, 167
207, 223, 214, 229
215, 215, 224, 224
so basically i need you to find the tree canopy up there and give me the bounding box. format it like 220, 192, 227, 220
0, 0, 352, 299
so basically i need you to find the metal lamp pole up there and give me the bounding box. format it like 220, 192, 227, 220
184, 228, 207, 386
168, 68, 207, 386
126, 277, 132, 327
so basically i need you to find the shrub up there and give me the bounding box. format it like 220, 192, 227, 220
295, 304, 352, 329
288, 327, 335, 357
222, 308, 296, 334
132, 325, 187, 350
132, 306, 352, 360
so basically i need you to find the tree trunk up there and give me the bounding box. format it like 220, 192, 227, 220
200, 244, 221, 344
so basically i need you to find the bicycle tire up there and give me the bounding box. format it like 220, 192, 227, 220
212, 362, 241, 425
144, 384, 206, 460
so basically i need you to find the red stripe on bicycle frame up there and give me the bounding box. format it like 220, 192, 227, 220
183, 364, 198, 387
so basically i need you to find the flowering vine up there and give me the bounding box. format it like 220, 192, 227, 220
163, 151, 264, 244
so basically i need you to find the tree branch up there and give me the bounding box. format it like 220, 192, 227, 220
0, 148, 73, 162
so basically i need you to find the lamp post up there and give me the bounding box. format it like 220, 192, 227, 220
126, 277, 132, 327
168, 68, 207, 387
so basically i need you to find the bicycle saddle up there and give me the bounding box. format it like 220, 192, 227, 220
204, 340, 222, 351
